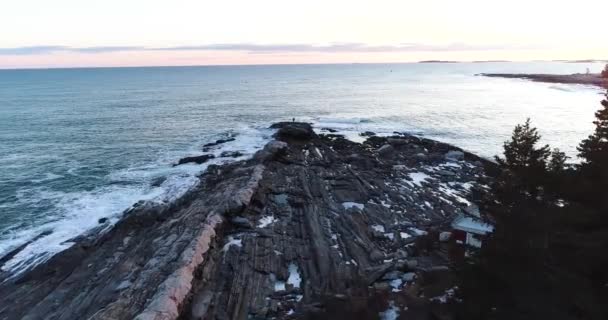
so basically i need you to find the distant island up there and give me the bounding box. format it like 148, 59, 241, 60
480, 72, 608, 89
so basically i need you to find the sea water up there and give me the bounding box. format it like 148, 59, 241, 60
0, 62, 604, 274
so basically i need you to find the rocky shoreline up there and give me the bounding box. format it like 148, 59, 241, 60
0, 122, 494, 320
480, 72, 608, 89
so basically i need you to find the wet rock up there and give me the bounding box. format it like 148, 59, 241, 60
98, 217, 108, 224
175, 154, 215, 166
220, 151, 244, 158
360, 131, 376, 137
203, 137, 236, 148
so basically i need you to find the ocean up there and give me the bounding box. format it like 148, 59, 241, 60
0, 62, 605, 274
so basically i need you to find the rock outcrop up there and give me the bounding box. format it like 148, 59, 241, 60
480, 72, 608, 89
0, 123, 492, 320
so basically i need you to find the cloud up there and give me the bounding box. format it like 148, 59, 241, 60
0, 42, 545, 56
0, 46, 69, 55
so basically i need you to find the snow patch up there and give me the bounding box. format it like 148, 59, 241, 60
408, 172, 431, 187
379, 301, 400, 320
287, 263, 302, 288
371, 224, 385, 233
342, 202, 364, 210
257, 215, 277, 228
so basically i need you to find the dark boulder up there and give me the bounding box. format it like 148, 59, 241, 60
271, 122, 317, 141
220, 151, 244, 158
203, 138, 236, 148
174, 154, 215, 166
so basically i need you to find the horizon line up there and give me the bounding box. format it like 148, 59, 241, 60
1, 59, 607, 71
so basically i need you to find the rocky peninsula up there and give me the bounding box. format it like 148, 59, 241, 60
480, 72, 608, 89
0, 122, 493, 320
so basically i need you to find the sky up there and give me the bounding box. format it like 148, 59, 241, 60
1, 0, 607, 69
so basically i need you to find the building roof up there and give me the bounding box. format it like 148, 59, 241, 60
451, 215, 494, 235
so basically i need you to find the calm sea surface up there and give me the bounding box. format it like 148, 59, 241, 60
0, 62, 605, 273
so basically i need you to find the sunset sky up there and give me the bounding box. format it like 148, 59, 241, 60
1, 0, 607, 69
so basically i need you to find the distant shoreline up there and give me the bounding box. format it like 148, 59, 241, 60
479, 72, 608, 89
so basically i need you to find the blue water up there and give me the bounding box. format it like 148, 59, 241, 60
0, 62, 605, 274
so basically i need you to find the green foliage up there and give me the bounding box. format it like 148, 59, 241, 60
495, 118, 550, 172
548, 148, 568, 173
577, 91, 608, 209
578, 92, 608, 167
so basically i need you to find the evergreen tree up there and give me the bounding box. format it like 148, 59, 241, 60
577, 91, 608, 209
495, 118, 550, 196
548, 148, 568, 174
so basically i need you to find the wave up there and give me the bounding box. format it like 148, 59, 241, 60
0, 125, 273, 276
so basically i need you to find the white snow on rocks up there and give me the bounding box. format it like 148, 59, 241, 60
342, 202, 364, 210
222, 236, 242, 253
390, 279, 403, 292
274, 281, 286, 292
287, 263, 302, 288
407, 172, 431, 187
371, 224, 385, 233
257, 215, 277, 228
409, 227, 427, 236
379, 301, 400, 320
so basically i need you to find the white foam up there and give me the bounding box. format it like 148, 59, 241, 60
0, 126, 274, 276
